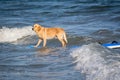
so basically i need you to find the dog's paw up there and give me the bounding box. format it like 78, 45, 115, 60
34, 46, 38, 48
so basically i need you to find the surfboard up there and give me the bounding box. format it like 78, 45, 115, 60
27, 45, 34, 48
102, 43, 120, 49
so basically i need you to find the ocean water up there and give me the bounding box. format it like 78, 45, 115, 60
0, 0, 120, 80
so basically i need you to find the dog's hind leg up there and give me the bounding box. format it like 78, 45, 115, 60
63, 32, 68, 44
57, 36, 65, 47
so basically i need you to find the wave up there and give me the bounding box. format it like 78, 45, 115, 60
0, 26, 35, 43
70, 43, 120, 80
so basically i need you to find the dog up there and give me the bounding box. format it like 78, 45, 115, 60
32, 24, 68, 47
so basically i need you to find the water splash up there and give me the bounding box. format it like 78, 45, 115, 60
70, 43, 120, 80
0, 26, 35, 43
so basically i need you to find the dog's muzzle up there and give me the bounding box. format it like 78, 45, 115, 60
32, 28, 34, 30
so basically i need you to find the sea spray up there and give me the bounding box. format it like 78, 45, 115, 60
70, 43, 120, 80
0, 26, 35, 43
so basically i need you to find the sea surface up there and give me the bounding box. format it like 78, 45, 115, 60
0, 0, 120, 80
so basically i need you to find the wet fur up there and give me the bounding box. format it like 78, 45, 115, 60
32, 24, 68, 47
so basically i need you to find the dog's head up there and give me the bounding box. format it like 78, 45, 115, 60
32, 24, 42, 32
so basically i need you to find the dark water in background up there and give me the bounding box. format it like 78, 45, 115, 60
0, 0, 120, 80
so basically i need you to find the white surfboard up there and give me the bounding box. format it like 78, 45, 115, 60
102, 43, 120, 49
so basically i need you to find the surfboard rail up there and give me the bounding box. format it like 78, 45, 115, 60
102, 42, 120, 49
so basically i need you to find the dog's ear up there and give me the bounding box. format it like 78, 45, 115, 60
34, 24, 40, 28
37, 27, 41, 31
33, 24, 42, 32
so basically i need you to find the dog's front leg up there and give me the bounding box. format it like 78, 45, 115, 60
43, 39, 47, 47
34, 39, 42, 47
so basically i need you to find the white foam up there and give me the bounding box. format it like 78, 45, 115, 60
70, 43, 120, 80
0, 26, 35, 43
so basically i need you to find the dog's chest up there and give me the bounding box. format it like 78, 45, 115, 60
37, 31, 44, 38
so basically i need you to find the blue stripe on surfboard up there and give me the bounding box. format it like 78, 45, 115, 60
102, 43, 120, 47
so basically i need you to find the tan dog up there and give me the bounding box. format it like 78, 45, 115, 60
32, 24, 68, 47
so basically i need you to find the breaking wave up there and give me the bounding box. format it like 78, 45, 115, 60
0, 26, 35, 43
70, 43, 120, 80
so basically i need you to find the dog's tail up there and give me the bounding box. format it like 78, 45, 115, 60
63, 32, 68, 44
